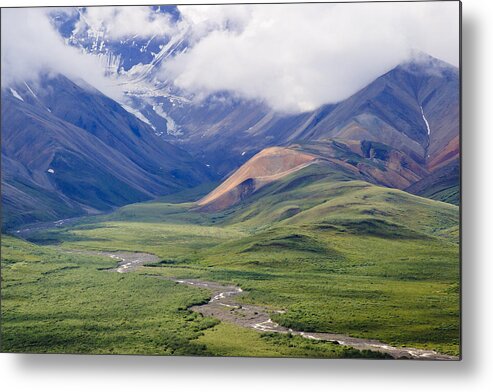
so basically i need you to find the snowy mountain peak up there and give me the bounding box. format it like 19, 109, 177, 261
399, 51, 458, 76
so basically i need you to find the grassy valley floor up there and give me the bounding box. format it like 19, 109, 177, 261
1, 173, 460, 358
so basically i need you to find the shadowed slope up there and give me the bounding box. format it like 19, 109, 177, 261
1, 74, 213, 229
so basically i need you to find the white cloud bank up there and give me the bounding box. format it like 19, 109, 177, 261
164, 2, 460, 112
1, 3, 459, 113
1, 8, 120, 99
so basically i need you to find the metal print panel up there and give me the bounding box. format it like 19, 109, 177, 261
0, 1, 461, 359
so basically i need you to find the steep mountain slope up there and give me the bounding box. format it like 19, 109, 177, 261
427, 135, 460, 171
405, 158, 460, 205
293, 55, 459, 161
1, 75, 212, 229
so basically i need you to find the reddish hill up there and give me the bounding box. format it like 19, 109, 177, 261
197, 147, 316, 212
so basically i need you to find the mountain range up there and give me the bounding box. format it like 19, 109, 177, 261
49, 10, 459, 170
0, 12, 460, 230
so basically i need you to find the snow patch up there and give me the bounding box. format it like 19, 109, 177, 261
24, 82, 37, 98
10, 88, 23, 101
123, 62, 149, 77
120, 104, 156, 131
152, 104, 183, 136
420, 106, 431, 135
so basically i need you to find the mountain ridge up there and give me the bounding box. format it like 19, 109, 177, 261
1, 73, 213, 229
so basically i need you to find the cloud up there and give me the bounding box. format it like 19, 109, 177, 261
178, 5, 253, 41
163, 2, 460, 113
1, 3, 460, 114
1, 8, 121, 99
73, 6, 177, 40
